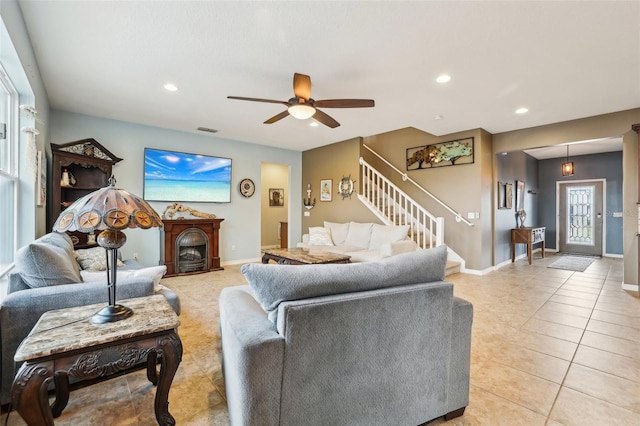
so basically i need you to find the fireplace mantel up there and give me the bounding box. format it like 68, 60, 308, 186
161, 218, 224, 277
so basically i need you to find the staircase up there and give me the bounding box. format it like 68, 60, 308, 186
358, 145, 471, 275
359, 158, 444, 249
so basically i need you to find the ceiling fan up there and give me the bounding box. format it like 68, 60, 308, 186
227, 73, 374, 128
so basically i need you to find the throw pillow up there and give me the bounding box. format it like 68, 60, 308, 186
368, 224, 410, 250
80, 265, 167, 292
15, 238, 83, 288
242, 244, 447, 322
324, 221, 350, 245
75, 247, 125, 271
37, 232, 75, 251
343, 222, 374, 249
308, 227, 334, 246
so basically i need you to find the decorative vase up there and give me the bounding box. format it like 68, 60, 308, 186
518, 210, 527, 228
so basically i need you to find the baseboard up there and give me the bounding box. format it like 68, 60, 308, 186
621, 283, 639, 292
603, 253, 623, 258
460, 266, 493, 276
222, 257, 261, 266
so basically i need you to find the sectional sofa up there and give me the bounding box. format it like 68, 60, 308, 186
0, 232, 180, 406
219, 245, 474, 425
297, 221, 418, 262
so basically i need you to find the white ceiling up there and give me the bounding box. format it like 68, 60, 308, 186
523, 137, 623, 160
16, 1, 640, 153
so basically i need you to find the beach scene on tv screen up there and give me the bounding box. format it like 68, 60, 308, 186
144, 148, 232, 202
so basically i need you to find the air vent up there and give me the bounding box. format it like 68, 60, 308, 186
197, 127, 218, 133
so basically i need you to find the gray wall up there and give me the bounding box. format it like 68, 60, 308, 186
49, 110, 302, 266
495, 150, 623, 263
493, 109, 639, 288
538, 151, 623, 255
495, 151, 540, 264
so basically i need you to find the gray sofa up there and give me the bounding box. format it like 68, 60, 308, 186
219, 245, 473, 426
0, 232, 180, 406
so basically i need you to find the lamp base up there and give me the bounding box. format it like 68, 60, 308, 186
90, 304, 134, 324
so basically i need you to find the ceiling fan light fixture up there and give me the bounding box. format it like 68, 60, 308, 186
288, 104, 316, 119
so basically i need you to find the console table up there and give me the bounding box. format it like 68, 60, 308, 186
511, 227, 546, 264
12, 295, 182, 425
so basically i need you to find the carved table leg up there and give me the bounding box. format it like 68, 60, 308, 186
51, 371, 70, 417
147, 349, 158, 385
154, 332, 183, 426
12, 361, 55, 426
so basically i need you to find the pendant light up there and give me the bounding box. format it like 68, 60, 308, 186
562, 145, 574, 176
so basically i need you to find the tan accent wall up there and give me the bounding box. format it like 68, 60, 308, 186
261, 162, 289, 248
301, 137, 379, 232
300, 108, 639, 279
363, 127, 493, 271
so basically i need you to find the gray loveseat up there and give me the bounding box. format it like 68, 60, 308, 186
0, 232, 180, 406
219, 245, 473, 426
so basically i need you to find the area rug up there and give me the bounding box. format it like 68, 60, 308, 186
547, 255, 596, 272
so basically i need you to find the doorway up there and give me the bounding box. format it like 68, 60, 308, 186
557, 180, 604, 256
260, 162, 289, 249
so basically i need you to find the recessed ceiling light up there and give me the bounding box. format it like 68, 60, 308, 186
309, 121, 319, 127
163, 83, 178, 92
515, 107, 529, 114
436, 74, 451, 83
434, 114, 443, 120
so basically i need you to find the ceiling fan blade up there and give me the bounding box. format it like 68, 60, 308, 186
313, 109, 340, 128
264, 110, 290, 124
293, 73, 312, 101
227, 96, 288, 106
314, 99, 375, 108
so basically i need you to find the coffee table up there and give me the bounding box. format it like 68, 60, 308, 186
262, 248, 351, 265
12, 295, 182, 426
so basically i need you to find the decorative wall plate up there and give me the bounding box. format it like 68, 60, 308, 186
239, 178, 255, 198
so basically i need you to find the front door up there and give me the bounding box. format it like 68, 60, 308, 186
558, 180, 603, 256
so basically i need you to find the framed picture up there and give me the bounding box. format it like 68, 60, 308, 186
320, 179, 332, 201
406, 137, 474, 170
36, 150, 46, 207
269, 188, 284, 207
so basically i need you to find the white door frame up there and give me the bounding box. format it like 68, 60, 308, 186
555, 178, 606, 255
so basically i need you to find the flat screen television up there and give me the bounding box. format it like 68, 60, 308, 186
143, 148, 232, 203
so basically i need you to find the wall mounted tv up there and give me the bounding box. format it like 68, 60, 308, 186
143, 148, 232, 203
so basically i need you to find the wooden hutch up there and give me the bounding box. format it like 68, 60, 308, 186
49, 139, 122, 248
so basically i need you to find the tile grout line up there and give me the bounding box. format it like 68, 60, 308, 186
544, 263, 611, 424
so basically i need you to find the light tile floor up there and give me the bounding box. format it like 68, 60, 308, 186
2, 254, 639, 425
